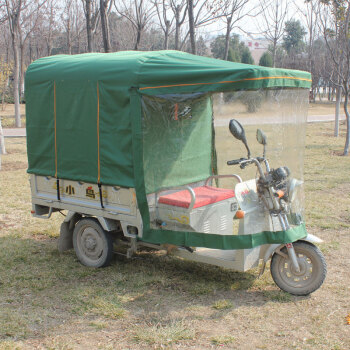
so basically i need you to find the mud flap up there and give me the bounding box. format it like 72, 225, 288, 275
58, 221, 73, 252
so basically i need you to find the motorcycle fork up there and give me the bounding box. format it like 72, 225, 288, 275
278, 213, 301, 273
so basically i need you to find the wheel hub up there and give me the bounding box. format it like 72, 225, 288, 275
290, 257, 308, 276
278, 252, 313, 288
78, 227, 104, 261
85, 237, 97, 250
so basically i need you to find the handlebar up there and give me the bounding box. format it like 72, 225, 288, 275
227, 158, 245, 166
227, 157, 264, 166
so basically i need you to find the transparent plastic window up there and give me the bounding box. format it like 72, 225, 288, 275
141, 88, 308, 234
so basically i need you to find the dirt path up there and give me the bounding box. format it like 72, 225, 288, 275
3, 128, 26, 137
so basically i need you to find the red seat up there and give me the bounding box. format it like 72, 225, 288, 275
158, 186, 235, 209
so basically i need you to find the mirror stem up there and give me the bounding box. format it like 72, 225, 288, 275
243, 141, 251, 159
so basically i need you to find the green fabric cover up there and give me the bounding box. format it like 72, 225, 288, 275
26, 50, 311, 187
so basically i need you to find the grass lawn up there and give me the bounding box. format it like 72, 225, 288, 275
0, 105, 26, 128
0, 122, 350, 349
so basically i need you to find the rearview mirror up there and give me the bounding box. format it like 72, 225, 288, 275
229, 119, 251, 158
229, 119, 246, 141
256, 129, 267, 145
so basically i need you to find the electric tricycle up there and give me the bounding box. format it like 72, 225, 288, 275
26, 50, 326, 296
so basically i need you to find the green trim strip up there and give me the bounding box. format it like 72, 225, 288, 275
130, 89, 308, 250
140, 76, 311, 91
130, 88, 151, 232
140, 224, 307, 250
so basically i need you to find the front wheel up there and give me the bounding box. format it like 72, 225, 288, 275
270, 241, 327, 296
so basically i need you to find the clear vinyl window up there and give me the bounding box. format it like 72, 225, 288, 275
141, 88, 308, 234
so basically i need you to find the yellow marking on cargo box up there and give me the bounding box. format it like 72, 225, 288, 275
168, 215, 189, 225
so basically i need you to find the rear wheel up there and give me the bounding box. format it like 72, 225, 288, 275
73, 218, 113, 268
270, 241, 326, 296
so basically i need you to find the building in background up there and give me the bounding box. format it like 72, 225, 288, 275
243, 37, 269, 64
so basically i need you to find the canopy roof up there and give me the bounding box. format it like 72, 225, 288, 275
27, 50, 311, 96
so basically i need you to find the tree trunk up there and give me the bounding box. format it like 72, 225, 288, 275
12, 34, 21, 128
29, 40, 33, 62
134, 26, 142, 50
47, 38, 52, 56
85, 0, 93, 52
100, 0, 111, 53
164, 21, 170, 49
188, 0, 196, 54
175, 6, 180, 50
223, 18, 232, 60
67, 34, 72, 54
343, 84, 350, 156
272, 39, 277, 67
19, 42, 25, 101
335, 86, 341, 137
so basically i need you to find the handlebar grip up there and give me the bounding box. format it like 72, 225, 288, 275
227, 159, 242, 165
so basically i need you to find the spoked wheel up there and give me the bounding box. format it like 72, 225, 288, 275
270, 241, 327, 296
73, 218, 113, 268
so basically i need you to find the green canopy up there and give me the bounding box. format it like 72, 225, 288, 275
26, 50, 311, 187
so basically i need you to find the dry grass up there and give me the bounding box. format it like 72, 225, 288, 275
0, 104, 26, 128
0, 104, 26, 117
308, 101, 343, 116
0, 123, 350, 349
0, 101, 340, 129
214, 100, 339, 121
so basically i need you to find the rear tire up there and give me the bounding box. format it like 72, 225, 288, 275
270, 241, 326, 296
73, 218, 113, 268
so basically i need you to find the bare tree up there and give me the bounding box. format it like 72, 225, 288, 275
258, 0, 289, 67
187, 0, 224, 54
295, 0, 320, 71
220, 0, 253, 60
320, 0, 350, 155
115, 0, 156, 50
100, 0, 112, 52
4, 0, 23, 127
61, 0, 85, 54
187, 0, 195, 53
153, 0, 174, 49
73, 0, 85, 53
18, 1, 47, 98
82, 0, 100, 52
170, 0, 187, 50
42, 0, 57, 56
61, 0, 74, 54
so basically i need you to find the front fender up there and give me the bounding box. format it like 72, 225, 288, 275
262, 234, 323, 262
300, 233, 323, 244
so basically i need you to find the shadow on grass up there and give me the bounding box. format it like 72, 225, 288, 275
0, 234, 301, 341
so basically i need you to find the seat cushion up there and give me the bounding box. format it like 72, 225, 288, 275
158, 186, 235, 209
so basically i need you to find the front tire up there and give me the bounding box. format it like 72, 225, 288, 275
270, 241, 326, 296
73, 218, 113, 268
